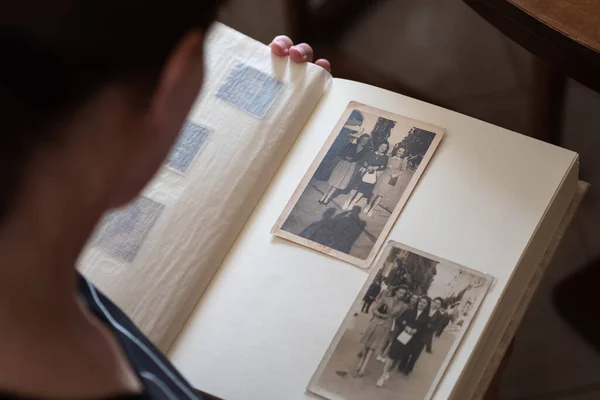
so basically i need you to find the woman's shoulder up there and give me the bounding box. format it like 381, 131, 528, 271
392, 301, 408, 313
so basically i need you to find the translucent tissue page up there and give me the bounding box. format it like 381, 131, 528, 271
169, 79, 576, 400
77, 23, 331, 351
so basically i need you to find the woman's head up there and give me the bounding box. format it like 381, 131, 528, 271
358, 134, 370, 146
409, 294, 419, 306
392, 145, 406, 158
393, 285, 408, 301
417, 296, 431, 311
0, 2, 222, 225
377, 142, 390, 153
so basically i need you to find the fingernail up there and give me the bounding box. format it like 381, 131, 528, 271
291, 45, 307, 60
299, 47, 308, 60
275, 40, 288, 53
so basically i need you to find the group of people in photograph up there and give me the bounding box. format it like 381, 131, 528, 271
318, 133, 414, 218
357, 278, 452, 388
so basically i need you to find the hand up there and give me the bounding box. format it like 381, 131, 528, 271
269, 35, 331, 73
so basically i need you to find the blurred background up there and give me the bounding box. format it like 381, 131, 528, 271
219, 0, 600, 399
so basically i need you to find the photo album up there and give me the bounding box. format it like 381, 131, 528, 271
78, 23, 582, 400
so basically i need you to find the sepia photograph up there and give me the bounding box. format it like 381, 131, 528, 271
308, 241, 493, 400
272, 102, 444, 268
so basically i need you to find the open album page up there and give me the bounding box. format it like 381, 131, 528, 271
77, 23, 331, 351
169, 77, 578, 400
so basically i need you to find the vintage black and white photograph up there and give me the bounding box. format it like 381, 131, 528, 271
308, 242, 493, 400
272, 102, 444, 268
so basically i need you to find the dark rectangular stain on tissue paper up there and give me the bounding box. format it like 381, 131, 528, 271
166, 121, 211, 173
216, 63, 283, 118
91, 196, 164, 262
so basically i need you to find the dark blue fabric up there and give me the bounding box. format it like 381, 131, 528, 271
0, 277, 205, 400
77, 274, 203, 400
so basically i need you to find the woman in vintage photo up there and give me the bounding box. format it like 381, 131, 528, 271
364, 144, 411, 217
377, 296, 431, 387
319, 134, 371, 205
376, 284, 410, 362
401, 296, 433, 375
408, 293, 419, 309
355, 285, 408, 376
343, 142, 390, 212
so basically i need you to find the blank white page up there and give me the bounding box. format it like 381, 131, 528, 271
169, 78, 578, 399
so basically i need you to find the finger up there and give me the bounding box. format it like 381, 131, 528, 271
289, 43, 314, 63
315, 58, 331, 73
269, 35, 294, 56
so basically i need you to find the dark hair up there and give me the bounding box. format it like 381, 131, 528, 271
418, 296, 432, 313
391, 143, 407, 158
433, 297, 444, 304
377, 141, 390, 152
0, 1, 223, 222
392, 284, 408, 298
